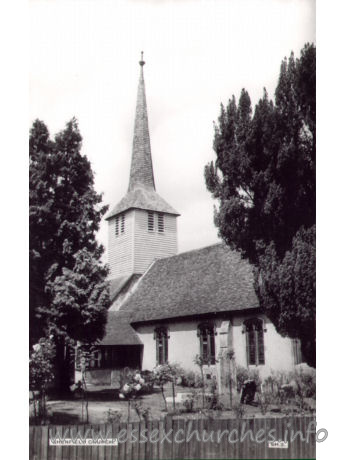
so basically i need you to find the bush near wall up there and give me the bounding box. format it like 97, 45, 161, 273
180, 370, 204, 388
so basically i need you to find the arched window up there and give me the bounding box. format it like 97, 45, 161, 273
197, 323, 216, 364
243, 318, 265, 365
154, 327, 169, 365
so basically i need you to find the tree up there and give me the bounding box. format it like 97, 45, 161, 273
205, 44, 315, 366
29, 337, 55, 422
46, 249, 109, 343
256, 226, 315, 366
29, 118, 110, 392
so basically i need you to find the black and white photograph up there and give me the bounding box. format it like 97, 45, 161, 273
27, 0, 320, 458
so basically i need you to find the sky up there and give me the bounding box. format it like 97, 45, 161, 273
29, 0, 316, 256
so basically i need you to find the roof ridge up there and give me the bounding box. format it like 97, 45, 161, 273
105, 186, 179, 219
153, 241, 225, 263
119, 259, 157, 313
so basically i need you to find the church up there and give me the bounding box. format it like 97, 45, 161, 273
80, 55, 304, 391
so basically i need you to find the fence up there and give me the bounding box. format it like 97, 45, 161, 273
30, 415, 316, 459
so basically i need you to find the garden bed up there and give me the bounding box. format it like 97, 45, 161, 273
30, 384, 315, 425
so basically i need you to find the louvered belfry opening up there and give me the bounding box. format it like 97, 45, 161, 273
106, 53, 179, 279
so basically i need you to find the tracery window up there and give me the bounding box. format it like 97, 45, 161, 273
154, 327, 169, 365
197, 323, 216, 364
243, 318, 265, 365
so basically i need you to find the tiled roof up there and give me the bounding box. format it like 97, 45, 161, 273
109, 274, 142, 312
106, 187, 179, 219
109, 275, 133, 302
100, 311, 142, 346
120, 243, 259, 323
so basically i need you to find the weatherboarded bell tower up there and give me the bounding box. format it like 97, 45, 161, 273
106, 53, 179, 279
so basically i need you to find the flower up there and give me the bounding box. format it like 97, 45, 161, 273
32, 344, 41, 352
139, 378, 145, 385
134, 373, 141, 382
119, 393, 125, 399
122, 384, 130, 393
135, 384, 141, 391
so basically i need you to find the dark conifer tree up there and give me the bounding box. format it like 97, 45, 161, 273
205, 44, 316, 366
29, 118, 110, 392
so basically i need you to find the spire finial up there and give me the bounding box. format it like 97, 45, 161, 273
139, 51, 145, 67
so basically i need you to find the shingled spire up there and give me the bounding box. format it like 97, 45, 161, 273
128, 52, 155, 192
107, 52, 179, 279
107, 52, 179, 220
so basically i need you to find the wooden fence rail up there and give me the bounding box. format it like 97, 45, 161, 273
30, 415, 316, 460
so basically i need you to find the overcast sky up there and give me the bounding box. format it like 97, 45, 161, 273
30, 0, 315, 256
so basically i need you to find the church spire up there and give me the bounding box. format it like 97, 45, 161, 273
128, 52, 155, 192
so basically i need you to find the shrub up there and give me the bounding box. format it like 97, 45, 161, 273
258, 393, 271, 415
132, 401, 151, 422
152, 363, 179, 411
29, 337, 56, 423
294, 367, 316, 398
183, 391, 198, 413
105, 409, 122, 424
180, 370, 203, 388
207, 377, 224, 411
236, 366, 249, 392
140, 370, 155, 393
194, 374, 204, 388
260, 368, 315, 412
232, 402, 246, 419
236, 365, 262, 392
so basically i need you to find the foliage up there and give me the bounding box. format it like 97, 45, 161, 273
29, 118, 110, 392
193, 355, 207, 408
180, 370, 204, 388
105, 409, 122, 424
46, 249, 109, 343
119, 371, 146, 400
204, 43, 316, 366
257, 226, 316, 366
207, 377, 224, 411
232, 402, 246, 419
132, 401, 151, 422
261, 368, 315, 413
258, 393, 271, 416
235, 365, 261, 392
139, 370, 155, 393
152, 363, 182, 411
29, 337, 56, 422
182, 391, 198, 413
72, 344, 101, 423
29, 337, 56, 391
119, 371, 147, 422
294, 367, 316, 399
152, 364, 175, 386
